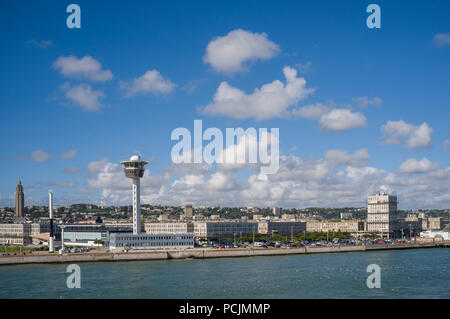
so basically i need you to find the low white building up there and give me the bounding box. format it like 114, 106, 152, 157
420, 224, 450, 241
420, 230, 449, 241
109, 233, 194, 251
193, 221, 258, 239
145, 222, 194, 234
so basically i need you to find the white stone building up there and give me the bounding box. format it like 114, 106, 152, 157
367, 192, 398, 238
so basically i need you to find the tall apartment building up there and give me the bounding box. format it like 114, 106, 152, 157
367, 192, 398, 238
184, 204, 193, 219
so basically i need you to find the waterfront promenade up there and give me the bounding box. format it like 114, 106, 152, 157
0, 242, 448, 266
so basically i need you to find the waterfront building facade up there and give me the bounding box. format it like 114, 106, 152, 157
145, 222, 194, 234
257, 221, 306, 236
0, 223, 31, 245
193, 221, 258, 239
0, 222, 54, 245
306, 220, 365, 235
109, 233, 194, 251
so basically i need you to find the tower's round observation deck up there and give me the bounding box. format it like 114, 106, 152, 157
120, 155, 149, 179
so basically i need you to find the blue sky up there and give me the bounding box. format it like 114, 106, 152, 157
0, 0, 449, 209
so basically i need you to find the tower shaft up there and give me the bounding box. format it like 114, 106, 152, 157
49, 191, 54, 253
132, 179, 141, 235
15, 181, 24, 217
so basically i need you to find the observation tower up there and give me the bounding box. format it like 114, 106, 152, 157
120, 154, 148, 235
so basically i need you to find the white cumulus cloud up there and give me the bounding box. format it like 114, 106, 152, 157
61, 83, 104, 112
381, 120, 433, 149
52, 56, 113, 82
122, 70, 176, 96
396, 157, 441, 175
87, 158, 109, 176
294, 104, 367, 132
319, 109, 367, 132
199, 66, 314, 120
204, 29, 280, 75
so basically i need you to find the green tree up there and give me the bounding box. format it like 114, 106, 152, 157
270, 234, 287, 242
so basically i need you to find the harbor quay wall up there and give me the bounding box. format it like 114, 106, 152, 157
0, 242, 443, 265
365, 242, 437, 251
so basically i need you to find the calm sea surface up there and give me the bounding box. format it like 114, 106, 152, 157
0, 248, 449, 298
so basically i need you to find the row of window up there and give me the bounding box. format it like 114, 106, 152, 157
113, 235, 192, 241
114, 241, 193, 247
